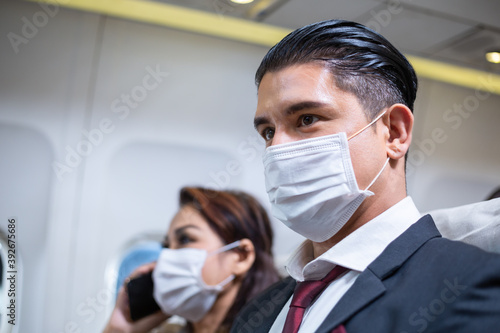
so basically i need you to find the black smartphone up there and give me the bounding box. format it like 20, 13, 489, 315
126, 271, 161, 321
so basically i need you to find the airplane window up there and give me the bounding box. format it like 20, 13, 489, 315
104, 233, 163, 309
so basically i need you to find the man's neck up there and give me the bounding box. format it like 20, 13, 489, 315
311, 193, 407, 258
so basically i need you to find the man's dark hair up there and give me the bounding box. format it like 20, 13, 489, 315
255, 20, 418, 120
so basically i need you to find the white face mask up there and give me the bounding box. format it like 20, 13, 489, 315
263, 111, 389, 242
152, 240, 241, 322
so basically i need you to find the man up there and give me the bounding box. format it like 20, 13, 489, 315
231, 20, 500, 333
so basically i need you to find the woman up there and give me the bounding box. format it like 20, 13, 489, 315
103, 186, 280, 333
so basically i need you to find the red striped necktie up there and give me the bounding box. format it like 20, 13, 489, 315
282, 265, 348, 333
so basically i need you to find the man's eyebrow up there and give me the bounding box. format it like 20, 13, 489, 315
253, 101, 330, 130
285, 101, 329, 115
254, 115, 269, 130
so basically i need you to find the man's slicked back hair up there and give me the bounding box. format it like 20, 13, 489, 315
255, 20, 418, 120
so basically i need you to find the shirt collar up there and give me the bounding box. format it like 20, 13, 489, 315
286, 197, 421, 281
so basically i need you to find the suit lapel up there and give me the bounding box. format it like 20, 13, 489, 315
249, 277, 296, 333
315, 269, 385, 333
315, 215, 441, 333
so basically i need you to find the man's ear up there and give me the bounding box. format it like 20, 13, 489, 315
231, 238, 255, 276
383, 103, 413, 160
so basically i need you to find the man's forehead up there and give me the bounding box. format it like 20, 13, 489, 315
255, 65, 361, 118
256, 64, 336, 108
257, 63, 333, 92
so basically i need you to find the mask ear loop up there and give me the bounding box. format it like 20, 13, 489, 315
213, 274, 236, 289
348, 109, 387, 141
209, 240, 242, 256
206, 240, 242, 289
345, 109, 390, 191
364, 157, 390, 191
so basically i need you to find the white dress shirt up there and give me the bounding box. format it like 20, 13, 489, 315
269, 196, 422, 333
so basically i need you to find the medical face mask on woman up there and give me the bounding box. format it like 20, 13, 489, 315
263, 111, 389, 242
152, 240, 241, 322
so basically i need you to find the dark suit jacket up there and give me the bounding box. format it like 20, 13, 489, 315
231, 215, 500, 333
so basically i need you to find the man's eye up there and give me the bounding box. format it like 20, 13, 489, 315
299, 115, 319, 126
262, 128, 275, 141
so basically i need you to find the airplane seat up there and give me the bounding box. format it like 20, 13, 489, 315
429, 198, 500, 253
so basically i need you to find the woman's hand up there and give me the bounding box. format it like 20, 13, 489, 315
102, 263, 169, 333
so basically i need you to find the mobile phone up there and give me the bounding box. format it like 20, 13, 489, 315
126, 271, 161, 321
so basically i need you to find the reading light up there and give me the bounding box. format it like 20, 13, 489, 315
486, 51, 500, 64
231, 0, 255, 4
